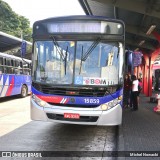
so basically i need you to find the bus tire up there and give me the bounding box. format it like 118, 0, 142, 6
20, 85, 28, 98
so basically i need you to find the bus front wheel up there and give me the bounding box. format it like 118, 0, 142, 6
20, 85, 28, 98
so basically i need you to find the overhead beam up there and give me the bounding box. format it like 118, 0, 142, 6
125, 44, 151, 53
126, 38, 155, 51
78, 0, 93, 15
126, 24, 156, 40
79, 1, 158, 41
93, 0, 160, 19
79, 0, 158, 53
0, 43, 22, 52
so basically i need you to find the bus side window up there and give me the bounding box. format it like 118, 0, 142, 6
23, 62, 30, 75
29, 63, 31, 75
3, 58, 7, 73
20, 61, 23, 75
0, 57, 3, 74
6, 58, 12, 74
11, 59, 15, 74
15, 60, 21, 75
13, 59, 17, 74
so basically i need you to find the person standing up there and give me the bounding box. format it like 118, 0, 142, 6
123, 74, 131, 108
137, 78, 142, 105
131, 75, 139, 111
152, 76, 155, 90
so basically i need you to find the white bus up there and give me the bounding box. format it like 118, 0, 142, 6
0, 52, 31, 98
30, 16, 125, 125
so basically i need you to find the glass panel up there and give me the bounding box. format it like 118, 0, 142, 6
15, 60, 22, 75
33, 41, 75, 84
74, 41, 123, 86
23, 61, 30, 75
0, 57, 3, 74
33, 40, 124, 86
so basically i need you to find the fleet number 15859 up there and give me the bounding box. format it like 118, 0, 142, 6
84, 98, 99, 104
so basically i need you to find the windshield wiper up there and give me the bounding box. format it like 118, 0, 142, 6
82, 37, 101, 61
50, 36, 65, 61
50, 36, 69, 75
64, 46, 68, 75
79, 46, 83, 75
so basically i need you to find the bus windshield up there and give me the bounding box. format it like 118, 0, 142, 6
33, 40, 123, 86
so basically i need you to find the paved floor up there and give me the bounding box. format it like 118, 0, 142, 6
0, 96, 31, 136
118, 93, 160, 160
0, 96, 117, 160
1, 94, 160, 159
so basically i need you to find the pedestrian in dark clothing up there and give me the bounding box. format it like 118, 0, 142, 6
137, 78, 142, 105
123, 74, 131, 108
158, 77, 160, 91
129, 74, 133, 108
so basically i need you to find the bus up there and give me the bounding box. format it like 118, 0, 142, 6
0, 52, 31, 98
31, 16, 125, 125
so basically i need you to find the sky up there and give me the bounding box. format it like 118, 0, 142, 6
3, 0, 85, 26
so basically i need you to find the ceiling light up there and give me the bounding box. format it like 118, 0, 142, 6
134, 48, 139, 51
139, 40, 145, 46
146, 25, 156, 35
117, 24, 122, 29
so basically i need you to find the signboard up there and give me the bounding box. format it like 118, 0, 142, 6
46, 21, 123, 34
133, 51, 143, 67
126, 50, 133, 66
21, 41, 27, 57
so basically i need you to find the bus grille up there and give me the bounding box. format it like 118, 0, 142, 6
47, 103, 99, 108
32, 82, 107, 97
46, 113, 98, 122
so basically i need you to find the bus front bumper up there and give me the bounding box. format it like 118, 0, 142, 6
30, 99, 122, 126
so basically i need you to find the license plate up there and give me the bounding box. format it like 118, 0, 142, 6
64, 113, 80, 119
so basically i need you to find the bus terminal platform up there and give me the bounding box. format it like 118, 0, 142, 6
117, 93, 160, 159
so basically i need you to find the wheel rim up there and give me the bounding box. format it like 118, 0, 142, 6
22, 87, 27, 96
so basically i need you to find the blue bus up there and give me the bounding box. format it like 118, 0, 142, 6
31, 16, 125, 125
0, 52, 31, 98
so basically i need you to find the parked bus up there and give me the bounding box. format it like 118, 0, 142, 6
0, 52, 31, 98
31, 16, 125, 125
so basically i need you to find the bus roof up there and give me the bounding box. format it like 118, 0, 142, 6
33, 15, 124, 25
0, 52, 31, 63
0, 31, 32, 52
32, 15, 125, 40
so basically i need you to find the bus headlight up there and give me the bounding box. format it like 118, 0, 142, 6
118, 95, 123, 100
100, 98, 121, 111
101, 104, 108, 110
32, 94, 46, 107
